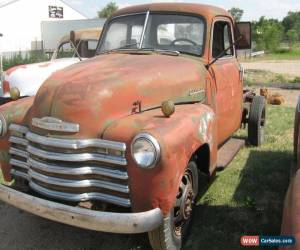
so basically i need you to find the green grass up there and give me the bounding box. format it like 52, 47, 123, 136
3, 51, 49, 71
184, 105, 294, 250
258, 49, 300, 60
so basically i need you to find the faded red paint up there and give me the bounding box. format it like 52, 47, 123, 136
5, 65, 27, 76
39, 63, 52, 68
0, 3, 243, 215
0, 97, 34, 180
281, 99, 300, 250
3, 80, 10, 94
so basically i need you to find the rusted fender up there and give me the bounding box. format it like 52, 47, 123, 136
104, 104, 217, 214
281, 168, 300, 250
0, 97, 34, 181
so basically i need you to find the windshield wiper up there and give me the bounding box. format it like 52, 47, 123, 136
141, 48, 180, 56
98, 42, 140, 55
98, 44, 181, 57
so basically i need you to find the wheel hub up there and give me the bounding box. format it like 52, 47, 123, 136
173, 172, 195, 236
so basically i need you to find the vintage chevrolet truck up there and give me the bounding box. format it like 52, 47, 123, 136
0, 3, 266, 250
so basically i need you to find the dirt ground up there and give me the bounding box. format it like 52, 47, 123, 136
242, 60, 300, 77
0, 202, 150, 250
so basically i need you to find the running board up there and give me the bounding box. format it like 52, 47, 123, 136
217, 138, 245, 171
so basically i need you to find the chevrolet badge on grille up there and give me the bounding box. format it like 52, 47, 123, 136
32, 117, 80, 133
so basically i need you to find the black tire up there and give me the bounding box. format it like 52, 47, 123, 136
248, 95, 266, 146
148, 162, 198, 250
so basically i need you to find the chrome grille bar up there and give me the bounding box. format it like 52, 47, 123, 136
29, 182, 131, 207
26, 131, 126, 151
9, 158, 29, 170
11, 169, 30, 181
9, 147, 28, 158
28, 169, 130, 193
9, 124, 28, 134
27, 145, 127, 166
28, 158, 128, 180
8, 123, 130, 207
9, 136, 28, 146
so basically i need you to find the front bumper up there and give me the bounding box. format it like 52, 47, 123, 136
0, 184, 163, 234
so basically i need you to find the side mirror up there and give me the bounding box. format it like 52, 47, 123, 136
235, 22, 252, 50
70, 30, 76, 45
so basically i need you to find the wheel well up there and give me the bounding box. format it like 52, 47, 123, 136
192, 144, 210, 175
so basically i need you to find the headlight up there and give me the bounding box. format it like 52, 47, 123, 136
131, 133, 160, 169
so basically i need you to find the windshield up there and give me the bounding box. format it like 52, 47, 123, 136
98, 13, 205, 56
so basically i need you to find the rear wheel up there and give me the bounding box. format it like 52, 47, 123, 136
148, 162, 198, 250
248, 96, 266, 146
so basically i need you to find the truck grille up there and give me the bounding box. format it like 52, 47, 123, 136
8, 124, 131, 207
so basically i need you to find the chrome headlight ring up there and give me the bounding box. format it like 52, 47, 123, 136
131, 133, 161, 169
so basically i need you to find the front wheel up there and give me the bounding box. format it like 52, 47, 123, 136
148, 162, 198, 250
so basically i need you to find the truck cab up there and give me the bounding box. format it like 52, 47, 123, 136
0, 4, 265, 250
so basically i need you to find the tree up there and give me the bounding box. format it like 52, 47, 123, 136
98, 2, 118, 18
252, 17, 283, 52
287, 29, 298, 49
228, 7, 244, 22
282, 11, 300, 40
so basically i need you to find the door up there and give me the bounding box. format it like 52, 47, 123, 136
210, 18, 243, 145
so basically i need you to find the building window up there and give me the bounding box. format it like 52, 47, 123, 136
49, 6, 64, 19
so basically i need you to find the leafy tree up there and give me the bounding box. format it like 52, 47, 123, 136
287, 29, 298, 49
228, 7, 244, 22
252, 17, 283, 52
98, 2, 118, 18
282, 12, 300, 32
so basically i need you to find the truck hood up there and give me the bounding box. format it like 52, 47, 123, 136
30, 53, 206, 138
4, 58, 84, 97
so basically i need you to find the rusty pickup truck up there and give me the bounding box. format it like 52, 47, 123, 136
0, 3, 266, 250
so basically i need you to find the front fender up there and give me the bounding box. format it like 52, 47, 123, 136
103, 103, 217, 215
0, 97, 34, 181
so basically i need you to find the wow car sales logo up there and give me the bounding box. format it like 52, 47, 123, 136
241, 236, 295, 247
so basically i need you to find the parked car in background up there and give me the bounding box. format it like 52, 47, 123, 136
0, 3, 265, 250
0, 28, 102, 104
281, 98, 300, 250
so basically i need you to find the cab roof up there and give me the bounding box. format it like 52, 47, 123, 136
111, 3, 230, 21
59, 28, 102, 44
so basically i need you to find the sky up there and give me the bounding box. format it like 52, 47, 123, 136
65, 0, 300, 21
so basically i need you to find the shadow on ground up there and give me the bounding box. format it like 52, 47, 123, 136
184, 150, 291, 250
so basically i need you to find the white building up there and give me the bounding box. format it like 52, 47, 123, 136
0, 0, 87, 53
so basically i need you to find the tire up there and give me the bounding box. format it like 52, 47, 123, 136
148, 162, 198, 250
248, 95, 266, 146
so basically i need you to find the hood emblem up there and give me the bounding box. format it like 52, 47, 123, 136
189, 89, 205, 96
32, 117, 79, 133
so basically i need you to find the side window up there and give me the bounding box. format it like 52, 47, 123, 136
212, 21, 234, 58
78, 40, 98, 58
